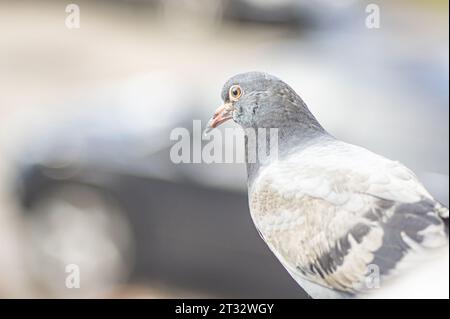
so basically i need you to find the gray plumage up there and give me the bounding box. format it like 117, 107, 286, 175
208, 71, 449, 298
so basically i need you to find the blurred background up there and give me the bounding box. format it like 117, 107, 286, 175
0, 0, 448, 298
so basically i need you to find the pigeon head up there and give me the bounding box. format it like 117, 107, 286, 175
206, 71, 325, 135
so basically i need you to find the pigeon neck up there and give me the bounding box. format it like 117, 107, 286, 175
244, 122, 329, 187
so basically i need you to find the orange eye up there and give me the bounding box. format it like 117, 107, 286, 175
229, 85, 242, 101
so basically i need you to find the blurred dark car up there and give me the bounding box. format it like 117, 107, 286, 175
12, 77, 306, 298
144, 0, 340, 29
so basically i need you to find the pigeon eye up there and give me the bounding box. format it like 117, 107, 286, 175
229, 85, 242, 101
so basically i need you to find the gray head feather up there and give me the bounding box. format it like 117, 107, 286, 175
221, 71, 326, 137
220, 72, 332, 186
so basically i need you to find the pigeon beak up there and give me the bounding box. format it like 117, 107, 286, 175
204, 102, 234, 135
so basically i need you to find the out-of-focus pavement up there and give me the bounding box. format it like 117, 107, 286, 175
0, 0, 448, 297
0, 0, 239, 298
0, 0, 295, 298
0, 0, 224, 298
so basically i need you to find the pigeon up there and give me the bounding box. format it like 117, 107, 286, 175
205, 71, 449, 299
